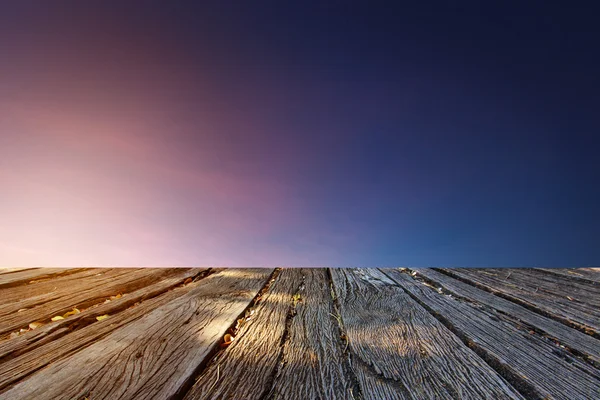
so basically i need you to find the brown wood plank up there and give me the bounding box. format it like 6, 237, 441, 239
442, 268, 600, 335
413, 268, 600, 367
0, 268, 206, 362
0, 269, 125, 316
0, 269, 211, 393
0, 268, 183, 337
331, 268, 524, 400
185, 268, 355, 400
383, 269, 600, 400
183, 268, 300, 400
0, 269, 273, 400
0, 268, 87, 289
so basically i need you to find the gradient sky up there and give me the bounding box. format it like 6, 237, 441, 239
1, 1, 598, 267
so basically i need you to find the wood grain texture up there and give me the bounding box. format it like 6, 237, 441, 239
0, 268, 205, 362
0, 270, 208, 393
0, 268, 87, 289
442, 268, 600, 334
413, 268, 600, 367
0, 269, 126, 317
384, 269, 600, 400
537, 268, 600, 285
186, 268, 354, 400
184, 268, 300, 399
0, 269, 273, 400
0, 268, 181, 337
269, 268, 353, 399
331, 268, 523, 400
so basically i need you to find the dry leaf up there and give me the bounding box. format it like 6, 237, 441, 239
51, 316, 65, 321
29, 322, 44, 330
63, 308, 80, 317
96, 314, 109, 321
110, 294, 122, 301
184, 277, 193, 285
223, 333, 234, 344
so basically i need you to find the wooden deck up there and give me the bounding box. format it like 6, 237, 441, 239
0, 267, 598, 400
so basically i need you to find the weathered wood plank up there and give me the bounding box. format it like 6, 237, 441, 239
537, 268, 600, 285
0, 270, 211, 393
0, 269, 273, 400
0, 268, 87, 289
331, 268, 523, 400
0, 268, 205, 361
0, 268, 182, 337
183, 268, 300, 400
413, 268, 600, 367
269, 268, 353, 399
442, 268, 600, 335
384, 269, 600, 400
0, 269, 127, 316
185, 268, 355, 400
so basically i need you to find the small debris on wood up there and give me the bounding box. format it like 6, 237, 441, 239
29, 322, 44, 330
96, 314, 110, 321
221, 333, 234, 347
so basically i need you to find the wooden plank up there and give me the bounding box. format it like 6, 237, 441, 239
0, 268, 205, 361
331, 268, 524, 400
0, 269, 125, 316
0, 268, 87, 289
0, 268, 182, 337
413, 268, 600, 367
384, 269, 600, 400
537, 268, 600, 285
270, 268, 353, 399
0, 269, 273, 400
185, 268, 355, 400
0, 269, 210, 393
442, 268, 600, 335
183, 268, 300, 400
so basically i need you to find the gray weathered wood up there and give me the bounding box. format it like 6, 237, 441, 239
537, 268, 600, 285
0, 268, 205, 362
0, 268, 182, 337
442, 268, 600, 335
331, 268, 524, 400
184, 268, 301, 400
269, 268, 353, 399
384, 269, 600, 400
413, 268, 600, 367
185, 268, 354, 400
0, 269, 273, 400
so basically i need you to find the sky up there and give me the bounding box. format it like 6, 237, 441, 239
0, 1, 598, 267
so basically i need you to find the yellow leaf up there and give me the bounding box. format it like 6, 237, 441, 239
110, 294, 122, 301
96, 314, 109, 321
29, 322, 44, 330
51, 316, 64, 321
63, 308, 80, 317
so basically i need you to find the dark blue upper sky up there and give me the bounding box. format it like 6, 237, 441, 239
1, 1, 598, 266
